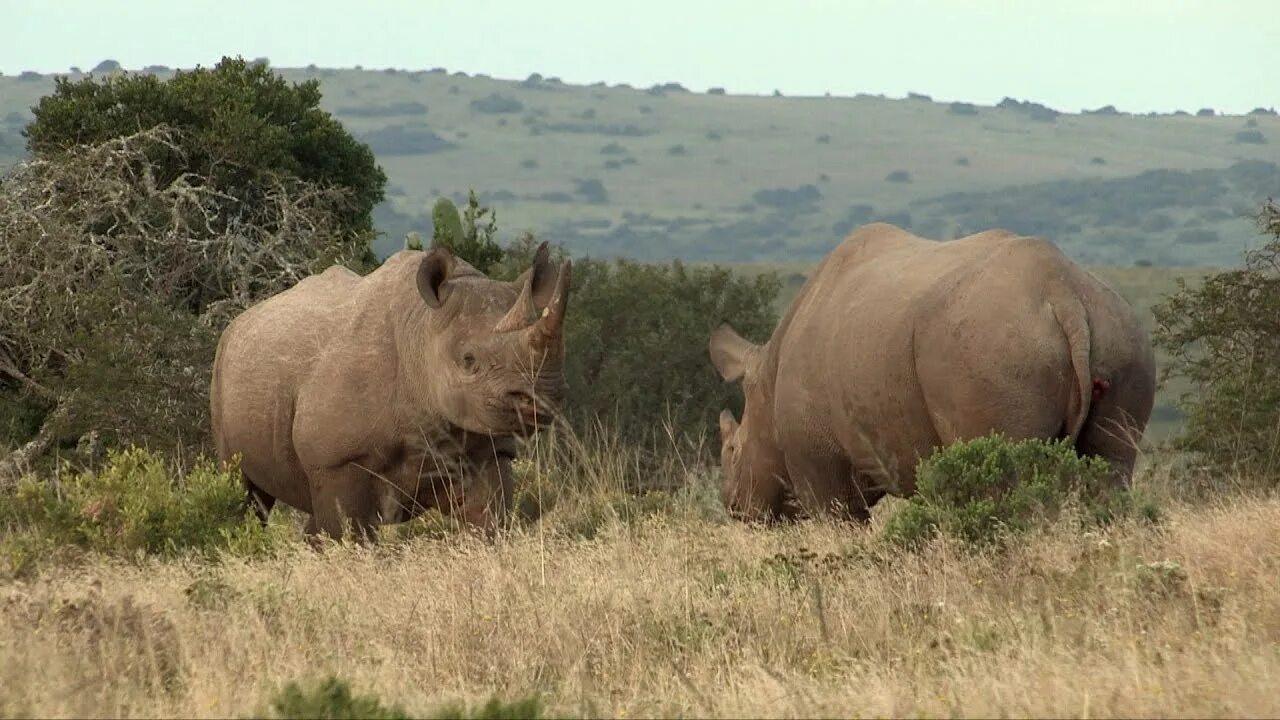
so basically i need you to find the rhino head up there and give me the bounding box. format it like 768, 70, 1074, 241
709, 323, 794, 522
413, 241, 572, 436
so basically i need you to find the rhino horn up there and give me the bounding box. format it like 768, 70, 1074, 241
527, 258, 573, 352
495, 241, 554, 333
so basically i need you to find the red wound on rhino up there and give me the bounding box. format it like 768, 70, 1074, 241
1092, 377, 1111, 402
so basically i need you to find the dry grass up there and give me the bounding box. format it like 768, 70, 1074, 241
1, 472, 1278, 718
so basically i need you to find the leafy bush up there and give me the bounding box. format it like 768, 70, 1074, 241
1234, 129, 1267, 144
752, 184, 822, 210
948, 102, 979, 116
429, 193, 504, 273
267, 676, 409, 720
336, 100, 428, 118
266, 675, 545, 720
0, 447, 283, 576
469, 93, 524, 114
881, 435, 1155, 551
885, 170, 912, 183
574, 178, 609, 204
24, 55, 386, 238
0, 127, 365, 466
1176, 229, 1221, 245
358, 125, 455, 155
1152, 201, 1280, 484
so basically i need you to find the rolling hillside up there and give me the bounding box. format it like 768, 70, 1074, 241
2, 64, 1278, 266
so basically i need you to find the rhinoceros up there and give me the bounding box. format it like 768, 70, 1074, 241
210, 242, 571, 541
709, 223, 1155, 522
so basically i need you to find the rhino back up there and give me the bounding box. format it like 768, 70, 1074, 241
210, 264, 369, 509
771, 226, 1103, 493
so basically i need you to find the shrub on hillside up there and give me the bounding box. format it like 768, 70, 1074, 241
752, 184, 822, 210
0, 448, 283, 576
1152, 201, 1280, 484
469, 93, 524, 114
358, 125, 455, 155
1234, 129, 1267, 144
881, 434, 1156, 551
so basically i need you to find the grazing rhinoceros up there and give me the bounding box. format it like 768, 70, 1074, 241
709, 223, 1155, 522
210, 242, 571, 541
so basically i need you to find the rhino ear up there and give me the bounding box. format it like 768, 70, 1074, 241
416, 246, 453, 309
709, 323, 759, 383
719, 409, 740, 441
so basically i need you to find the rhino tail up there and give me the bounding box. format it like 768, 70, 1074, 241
1051, 291, 1094, 444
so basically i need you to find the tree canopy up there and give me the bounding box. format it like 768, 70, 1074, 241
23, 56, 386, 246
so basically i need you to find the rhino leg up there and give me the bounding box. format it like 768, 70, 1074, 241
243, 477, 276, 527
1076, 388, 1152, 489
784, 451, 870, 523
306, 466, 380, 544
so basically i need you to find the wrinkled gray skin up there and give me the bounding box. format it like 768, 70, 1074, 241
210, 242, 572, 542
710, 223, 1155, 523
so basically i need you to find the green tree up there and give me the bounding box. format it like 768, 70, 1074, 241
23, 55, 386, 258
430, 192, 504, 274
0, 128, 363, 472
1152, 200, 1280, 484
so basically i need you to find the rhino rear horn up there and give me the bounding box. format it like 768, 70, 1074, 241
417, 246, 454, 308
529, 259, 573, 350
495, 242, 553, 332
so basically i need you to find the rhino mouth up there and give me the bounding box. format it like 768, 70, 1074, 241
505, 390, 556, 431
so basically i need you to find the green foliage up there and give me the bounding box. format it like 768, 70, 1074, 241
267, 677, 409, 720
564, 258, 779, 440
23, 55, 386, 241
0, 447, 284, 576
494, 233, 780, 441
430, 192, 504, 273
1152, 201, 1280, 484
881, 434, 1155, 551
469, 93, 524, 114
0, 126, 365, 459
264, 676, 544, 720
426, 694, 545, 719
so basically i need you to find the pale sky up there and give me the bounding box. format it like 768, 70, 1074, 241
2, 0, 1274, 115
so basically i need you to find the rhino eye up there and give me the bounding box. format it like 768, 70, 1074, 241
462, 352, 478, 372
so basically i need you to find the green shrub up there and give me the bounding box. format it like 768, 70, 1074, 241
427, 694, 545, 719
1153, 201, 1280, 484
0, 447, 284, 575
881, 434, 1156, 551
24, 55, 385, 240
4, 58, 381, 467
430, 193, 504, 273
264, 676, 544, 720
267, 677, 409, 720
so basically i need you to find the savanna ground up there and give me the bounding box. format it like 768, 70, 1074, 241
1, 435, 1278, 719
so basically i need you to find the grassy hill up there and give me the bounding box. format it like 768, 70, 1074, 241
2, 65, 1278, 266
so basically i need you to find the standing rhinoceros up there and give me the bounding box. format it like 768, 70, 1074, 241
210, 242, 571, 541
709, 223, 1155, 522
